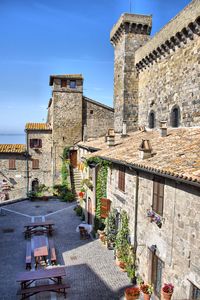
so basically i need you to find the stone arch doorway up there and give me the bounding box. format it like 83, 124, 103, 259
32, 179, 39, 192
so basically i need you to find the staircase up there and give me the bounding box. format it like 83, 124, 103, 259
70, 167, 82, 200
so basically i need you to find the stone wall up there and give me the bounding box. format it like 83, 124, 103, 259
51, 78, 83, 183
107, 165, 200, 297
137, 33, 200, 128
111, 14, 152, 133
83, 97, 114, 139
27, 130, 52, 190
0, 154, 27, 200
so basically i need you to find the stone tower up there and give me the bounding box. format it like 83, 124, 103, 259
110, 14, 152, 133
49, 74, 83, 182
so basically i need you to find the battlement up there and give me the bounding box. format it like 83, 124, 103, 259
110, 13, 152, 46
135, 0, 200, 71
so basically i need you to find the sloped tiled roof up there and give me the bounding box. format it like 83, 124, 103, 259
0, 144, 26, 153
79, 128, 200, 186
25, 123, 52, 131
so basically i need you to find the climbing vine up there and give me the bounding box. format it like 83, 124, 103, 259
86, 157, 111, 231
61, 147, 71, 187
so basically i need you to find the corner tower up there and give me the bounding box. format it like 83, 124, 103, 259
110, 14, 152, 133
50, 74, 83, 182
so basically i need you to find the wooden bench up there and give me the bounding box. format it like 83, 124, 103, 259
25, 241, 31, 270
17, 283, 70, 299
49, 238, 57, 265
79, 226, 90, 239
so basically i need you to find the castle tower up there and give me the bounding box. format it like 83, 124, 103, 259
49, 74, 83, 182
110, 14, 152, 133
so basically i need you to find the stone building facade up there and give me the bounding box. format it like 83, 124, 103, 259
111, 0, 200, 132
0, 145, 27, 200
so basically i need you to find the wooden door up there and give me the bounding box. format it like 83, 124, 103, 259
70, 150, 77, 168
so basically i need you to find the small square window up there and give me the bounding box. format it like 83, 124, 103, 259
70, 81, 76, 88
9, 159, 16, 170
90, 110, 93, 115
61, 80, 67, 88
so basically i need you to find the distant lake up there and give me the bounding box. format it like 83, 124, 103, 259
0, 134, 26, 144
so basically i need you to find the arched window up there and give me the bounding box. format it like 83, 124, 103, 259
171, 106, 180, 128
149, 111, 155, 129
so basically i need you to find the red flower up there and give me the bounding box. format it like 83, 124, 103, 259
162, 283, 174, 293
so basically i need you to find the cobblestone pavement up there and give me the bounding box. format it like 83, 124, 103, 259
0, 199, 131, 300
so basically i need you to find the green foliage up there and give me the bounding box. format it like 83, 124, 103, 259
53, 184, 74, 202
81, 178, 93, 190
74, 205, 83, 216
115, 211, 130, 262
62, 147, 70, 160
104, 209, 118, 243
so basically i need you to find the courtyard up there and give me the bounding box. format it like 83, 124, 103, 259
0, 199, 130, 300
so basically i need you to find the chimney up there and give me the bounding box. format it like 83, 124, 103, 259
159, 121, 167, 137
107, 132, 115, 147
139, 139, 152, 159
121, 121, 127, 137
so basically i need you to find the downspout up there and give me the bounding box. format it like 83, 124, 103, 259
133, 171, 139, 285
26, 129, 29, 196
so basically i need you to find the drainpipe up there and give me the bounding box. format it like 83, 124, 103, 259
133, 171, 139, 285
26, 129, 29, 196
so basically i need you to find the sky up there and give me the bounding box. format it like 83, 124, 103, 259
0, 0, 191, 135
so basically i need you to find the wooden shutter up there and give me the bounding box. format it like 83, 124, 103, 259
118, 166, 125, 192
100, 198, 111, 218
9, 159, 16, 170
30, 139, 34, 148
32, 159, 39, 169
38, 139, 42, 148
61, 79, 67, 87
152, 177, 164, 216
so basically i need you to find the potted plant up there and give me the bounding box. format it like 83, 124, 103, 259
124, 286, 140, 300
162, 283, 174, 300
140, 283, 153, 300
126, 264, 135, 283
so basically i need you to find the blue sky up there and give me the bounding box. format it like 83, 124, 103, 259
0, 0, 191, 134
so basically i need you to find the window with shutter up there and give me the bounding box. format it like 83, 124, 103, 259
9, 159, 16, 170
100, 198, 111, 218
61, 79, 67, 87
32, 159, 39, 169
118, 166, 125, 192
152, 177, 164, 216
30, 139, 42, 148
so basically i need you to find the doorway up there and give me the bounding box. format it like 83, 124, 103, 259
70, 150, 77, 168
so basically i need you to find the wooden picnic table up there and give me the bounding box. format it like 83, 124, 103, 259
16, 266, 66, 288
24, 220, 55, 238
16, 267, 69, 299
33, 235, 48, 268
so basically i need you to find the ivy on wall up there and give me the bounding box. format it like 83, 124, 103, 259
61, 147, 71, 187
86, 157, 111, 230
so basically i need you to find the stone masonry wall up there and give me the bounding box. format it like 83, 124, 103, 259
107, 165, 200, 297
27, 131, 52, 190
52, 79, 83, 183
0, 154, 27, 200
138, 34, 200, 127
83, 98, 114, 139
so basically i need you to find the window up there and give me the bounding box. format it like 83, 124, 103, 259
70, 80, 76, 88
149, 111, 155, 128
118, 166, 125, 192
90, 110, 93, 115
32, 159, 39, 169
61, 79, 67, 87
9, 159, 16, 170
30, 139, 42, 148
149, 250, 163, 298
152, 177, 165, 216
191, 283, 200, 299
171, 105, 180, 127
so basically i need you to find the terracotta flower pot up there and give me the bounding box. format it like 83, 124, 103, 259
162, 291, 173, 300
124, 290, 140, 300
143, 293, 151, 300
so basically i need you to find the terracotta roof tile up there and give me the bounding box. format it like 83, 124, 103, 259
25, 123, 51, 131
79, 128, 200, 185
0, 144, 26, 153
